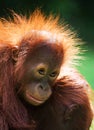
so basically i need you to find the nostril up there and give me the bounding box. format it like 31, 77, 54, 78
38, 83, 50, 91
39, 85, 48, 91
39, 85, 44, 90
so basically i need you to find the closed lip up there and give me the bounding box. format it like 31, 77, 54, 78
26, 92, 45, 104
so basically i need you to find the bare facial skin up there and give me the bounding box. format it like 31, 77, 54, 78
18, 43, 63, 106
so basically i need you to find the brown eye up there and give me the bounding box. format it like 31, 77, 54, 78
36, 63, 48, 77
38, 68, 45, 75
49, 71, 58, 78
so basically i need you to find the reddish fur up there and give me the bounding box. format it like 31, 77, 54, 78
0, 10, 93, 130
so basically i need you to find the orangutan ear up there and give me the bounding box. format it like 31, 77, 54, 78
12, 46, 19, 61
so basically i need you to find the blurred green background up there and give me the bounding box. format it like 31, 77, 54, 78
0, 0, 94, 89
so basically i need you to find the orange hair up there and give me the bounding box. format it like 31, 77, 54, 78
0, 10, 82, 66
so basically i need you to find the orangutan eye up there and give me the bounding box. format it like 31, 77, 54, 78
38, 68, 45, 75
49, 71, 59, 78
35, 63, 48, 77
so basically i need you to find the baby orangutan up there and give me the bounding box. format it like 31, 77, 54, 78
0, 10, 93, 130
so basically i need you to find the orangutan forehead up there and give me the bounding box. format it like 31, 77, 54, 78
29, 42, 63, 61
22, 41, 63, 69
17, 30, 64, 67
31, 43, 62, 56
19, 30, 63, 57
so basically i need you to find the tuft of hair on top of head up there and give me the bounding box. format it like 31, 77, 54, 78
0, 9, 83, 67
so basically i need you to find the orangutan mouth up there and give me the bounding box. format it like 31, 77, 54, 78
26, 92, 45, 104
